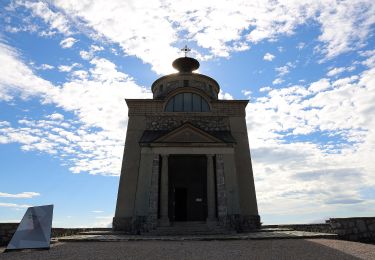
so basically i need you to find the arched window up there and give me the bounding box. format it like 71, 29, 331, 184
165, 93, 210, 112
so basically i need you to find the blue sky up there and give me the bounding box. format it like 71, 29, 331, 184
0, 0, 374, 227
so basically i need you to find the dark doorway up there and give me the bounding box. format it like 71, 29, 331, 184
168, 155, 207, 222
174, 188, 187, 221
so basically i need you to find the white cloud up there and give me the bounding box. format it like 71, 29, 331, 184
360, 50, 375, 68
259, 86, 272, 92
0, 192, 40, 198
71, 70, 88, 80
241, 90, 252, 97
58, 63, 80, 72
39, 64, 54, 70
272, 78, 284, 85
263, 53, 275, 61
308, 78, 331, 93
275, 62, 295, 77
0, 42, 150, 176
327, 66, 355, 77
89, 58, 128, 83
0, 121, 10, 127
90, 45, 104, 52
317, 1, 375, 59
0, 203, 31, 208
218, 90, 234, 100
79, 45, 104, 60
53, 0, 179, 74
9, 0, 374, 73
0, 42, 57, 102
327, 67, 346, 77
60, 37, 78, 48
15, 1, 72, 35
79, 50, 91, 60
246, 63, 375, 223
92, 210, 104, 213
275, 66, 290, 77
297, 42, 305, 50
47, 113, 64, 121
5, 23, 39, 34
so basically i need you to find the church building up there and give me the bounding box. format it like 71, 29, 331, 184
113, 50, 260, 234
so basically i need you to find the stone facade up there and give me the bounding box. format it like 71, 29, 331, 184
112, 217, 134, 233
113, 56, 260, 234
146, 116, 230, 131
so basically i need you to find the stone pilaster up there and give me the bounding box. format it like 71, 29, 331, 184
215, 154, 228, 220
160, 154, 170, 226
147, 154, 160, 230
206, 154, 216, 222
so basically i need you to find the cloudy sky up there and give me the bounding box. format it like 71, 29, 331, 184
0, 0, 374, 227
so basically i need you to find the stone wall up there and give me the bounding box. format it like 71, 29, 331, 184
51, 228, 110, 238
263, 224, 333, 233
328, 217, 375, 242
0, 223, 18, 246
0, 223, 111, 246
263, 218, 375, 242
220, 215, 261, 232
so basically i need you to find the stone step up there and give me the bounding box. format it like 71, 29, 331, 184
146, 222, 231, 236
169, 222, 210, 227
146, 230, 230, 236
147, 227, 222, 231
157, 222, 224, 228
78, 231, 129, 235
154, 228, 215, 232
156, 226, 227, 230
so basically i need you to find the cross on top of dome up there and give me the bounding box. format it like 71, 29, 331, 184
181, 45, 191, 57
172, 45, 199, 73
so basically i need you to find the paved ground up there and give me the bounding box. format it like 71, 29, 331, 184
1, 239, 375, 260
56, 229, 337, 242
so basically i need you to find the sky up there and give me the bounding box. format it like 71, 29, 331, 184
0, 0, 374, 228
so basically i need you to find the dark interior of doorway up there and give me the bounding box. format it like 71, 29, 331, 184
168, 155, 207, 222
174, 187, 187, 221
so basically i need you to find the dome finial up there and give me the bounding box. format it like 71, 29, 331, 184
181, 45, 191, 57
172, 45, 199, 73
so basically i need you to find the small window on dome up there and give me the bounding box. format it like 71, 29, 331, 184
165, 93, 210, 112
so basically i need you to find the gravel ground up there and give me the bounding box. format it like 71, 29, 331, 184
1, 239, 374, 260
